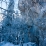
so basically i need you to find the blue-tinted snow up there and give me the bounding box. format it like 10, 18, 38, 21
0, 41, 36, 46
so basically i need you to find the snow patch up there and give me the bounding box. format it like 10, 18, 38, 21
0, 42, 36, 46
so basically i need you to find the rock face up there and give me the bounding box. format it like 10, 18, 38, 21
18, 0, 46, 46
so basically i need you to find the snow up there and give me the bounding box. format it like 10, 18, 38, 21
0, 41, 36, 46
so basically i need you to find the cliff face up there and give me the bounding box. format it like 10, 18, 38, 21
18, 0, 46, 46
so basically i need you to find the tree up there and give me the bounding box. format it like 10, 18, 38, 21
1, 0, 15, 43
